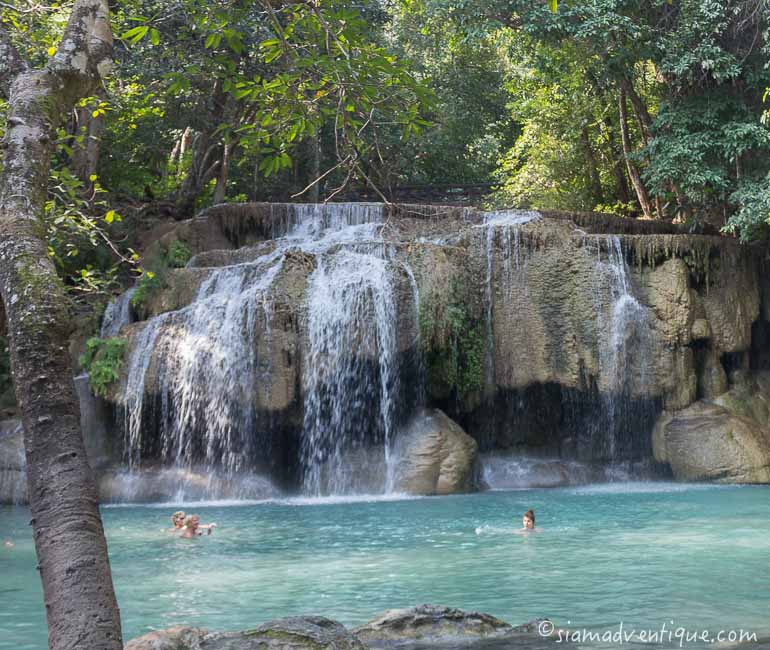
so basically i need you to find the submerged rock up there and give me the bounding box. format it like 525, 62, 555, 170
126, 610, 566, 650
203, 617, 365, 650
353, 605, 512, 642
125, 626, 209, 650
393, 410, 479, 495
127, 618, 364, 650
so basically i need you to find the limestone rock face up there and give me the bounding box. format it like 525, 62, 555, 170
701, 259, 760, 353
0, 419, 25, 504
105, 204, 770, 485
657, 401, 770, 483
698, 348, 728, 400
201, 617, 365, 650
125, 627, 208, 650
393, 409, 479, 495
636, 258, 695, 348
353, 605, 512, 643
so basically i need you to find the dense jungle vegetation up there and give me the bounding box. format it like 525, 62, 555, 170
1, 0, 769, 305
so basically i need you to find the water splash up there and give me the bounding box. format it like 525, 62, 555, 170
101, 287, 136, 338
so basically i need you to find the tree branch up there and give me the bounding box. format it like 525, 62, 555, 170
0, 28, 29, 100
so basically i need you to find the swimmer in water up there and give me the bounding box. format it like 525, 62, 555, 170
180, 515, 217, 538
521, 509, 536, 531
167, 511, 186, 532
162, 510, 185, 533
3, 539, 14, 549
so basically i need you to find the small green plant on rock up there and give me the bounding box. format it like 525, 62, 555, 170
130, 270, 165, 318
79, 337, 128, 397
165, 240, 193, 268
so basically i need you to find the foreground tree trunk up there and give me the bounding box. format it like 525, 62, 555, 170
0, 3, 123, 649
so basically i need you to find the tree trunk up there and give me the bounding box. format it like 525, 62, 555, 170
308, 132, 321, 202
0, 4, 123, 649
212, 142, 232, 204
602, 115, 632, 204
619, 76, 665, 217
71, 87, 107, 186
618, 89, 654, 219
619, 76, 653, 145
580, 125, 604, 206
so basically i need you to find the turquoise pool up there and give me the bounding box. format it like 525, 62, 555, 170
1, 483, 769, 649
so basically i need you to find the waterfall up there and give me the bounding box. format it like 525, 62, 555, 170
300, 250, 402, 495
591, 235, 655, 461
482, 210, 540, 396
119, 202, 421, 499
101, 287, 136, 338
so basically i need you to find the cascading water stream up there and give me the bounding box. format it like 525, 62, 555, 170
591, 235, 654, 461
101, 286, 136, 338
481, 210, 540, 397
301, 250, 402, 495
118, 203, 419, 498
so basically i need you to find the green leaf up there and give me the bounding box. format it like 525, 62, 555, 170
150, 28, 160, 46
204, 33, 222, 49
121, 25, 149, 44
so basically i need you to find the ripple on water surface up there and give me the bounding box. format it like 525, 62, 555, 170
1, 484, 769, 650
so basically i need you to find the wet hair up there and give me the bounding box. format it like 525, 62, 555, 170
172, 511, 185, 523
523, 509, 535, 524
184, 515, 199, 528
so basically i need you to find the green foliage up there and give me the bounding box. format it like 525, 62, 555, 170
420, 286, 486, 405
130, 270, 165, 316
105, 0, 433, 203
165, 240, 193, 268
78, 337, 128, 398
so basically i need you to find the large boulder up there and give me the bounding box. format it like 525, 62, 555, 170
126, 618, 364, 650
125, 627, 208, 650
353, 605, 512, 643
201, 617, 365, 650
655, 402, 770, 483
393, 409, 479, 495
0, 419, 25, 504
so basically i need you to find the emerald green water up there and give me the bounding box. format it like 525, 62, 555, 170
1, 484, 769, 649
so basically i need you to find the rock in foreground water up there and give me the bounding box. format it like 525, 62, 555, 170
125, 609, 566, 650
127, 617, 366, 650
353, 605, 512, 642
125, 626, 209, 650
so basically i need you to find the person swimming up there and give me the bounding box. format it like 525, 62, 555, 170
180, 515, 217, 538
168, 511, 186, 532
3, 539, 14, 549
521, 509, 536, 531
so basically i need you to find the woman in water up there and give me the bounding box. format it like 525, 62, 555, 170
181, 515, 217, 538
168, 511, 186, 532
521, 509, 536, 531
